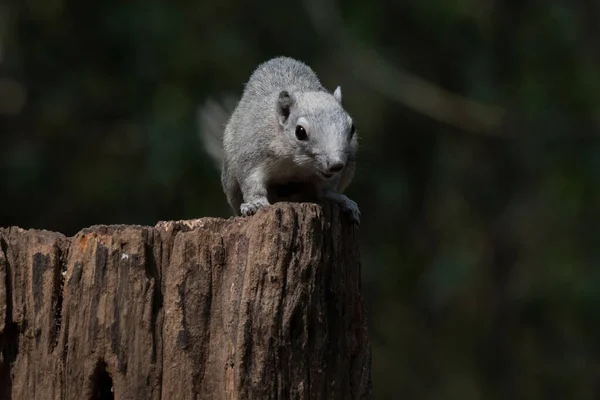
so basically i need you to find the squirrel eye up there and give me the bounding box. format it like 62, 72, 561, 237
295, 125, 308, 141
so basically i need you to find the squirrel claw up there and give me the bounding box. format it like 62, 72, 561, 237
342, 202, 361, 225
240, 199, 270, 217
322, 191, 361, 225
337, 198, 361, 225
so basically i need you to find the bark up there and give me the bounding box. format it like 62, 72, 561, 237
0, 202, 371, 399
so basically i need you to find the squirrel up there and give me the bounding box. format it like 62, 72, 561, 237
198, 56, 360, 223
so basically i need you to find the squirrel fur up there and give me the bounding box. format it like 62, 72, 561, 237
198, 56, 360, 223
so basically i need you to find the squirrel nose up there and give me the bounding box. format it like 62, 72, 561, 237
328, 161, 345, 173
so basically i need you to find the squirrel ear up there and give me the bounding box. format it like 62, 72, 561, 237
277, 90, 295, 125
333, 86, 342, 103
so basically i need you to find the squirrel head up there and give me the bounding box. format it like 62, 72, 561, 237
275, 87, 358, 180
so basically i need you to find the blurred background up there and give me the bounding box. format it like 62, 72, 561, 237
1, 0, 600, 398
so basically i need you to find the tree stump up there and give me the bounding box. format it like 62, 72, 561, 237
0, 202, 371, 399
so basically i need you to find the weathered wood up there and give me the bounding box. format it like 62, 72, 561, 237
0, 202, 371, 399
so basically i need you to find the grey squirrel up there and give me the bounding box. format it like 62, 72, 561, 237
198, 56, 360, 223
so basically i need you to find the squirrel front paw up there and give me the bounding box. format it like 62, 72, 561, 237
339, 197, 361, 225
240, 198, 270, 217
321, 190, 361, 225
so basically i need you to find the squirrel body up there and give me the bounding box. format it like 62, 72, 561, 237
201, 56, 360, 223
